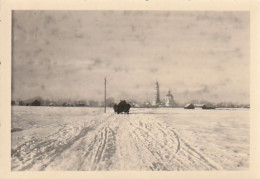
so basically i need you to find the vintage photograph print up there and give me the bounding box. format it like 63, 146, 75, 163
11, 11, 249, 171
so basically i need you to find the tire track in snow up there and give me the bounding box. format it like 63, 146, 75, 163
127, 117, 183, 170
11, 124, 94, 171
91, 126, 117, 170
77, 116, 118, 170
11, 114, 116, 171
156, 120, 222, 170
126, 115, 221, 170
12, 112, 222, 171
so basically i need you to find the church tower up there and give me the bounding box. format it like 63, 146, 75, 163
164, 90, 174, 107
152, 81, 160, 106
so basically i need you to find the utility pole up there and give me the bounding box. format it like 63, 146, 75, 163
104, 78, 106, 113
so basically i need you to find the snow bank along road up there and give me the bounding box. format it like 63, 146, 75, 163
11, 109, 227, 171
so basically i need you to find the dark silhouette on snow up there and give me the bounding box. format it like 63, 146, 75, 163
113, 100, 131, 114
184, 103, 195, 109
202, 104, 215, 110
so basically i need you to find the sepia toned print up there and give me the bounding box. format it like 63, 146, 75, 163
11, 11, 249, 171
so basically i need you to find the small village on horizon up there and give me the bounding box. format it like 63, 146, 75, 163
11, 81, 250, 109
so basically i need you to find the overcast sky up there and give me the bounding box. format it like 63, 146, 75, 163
12, 11, 249, 104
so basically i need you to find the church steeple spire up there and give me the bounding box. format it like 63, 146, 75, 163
153, 81, 160, 106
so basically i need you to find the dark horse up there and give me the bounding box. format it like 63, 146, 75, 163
113, 100, 131, 114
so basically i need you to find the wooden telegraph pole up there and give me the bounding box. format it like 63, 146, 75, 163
104, 78, 106, 113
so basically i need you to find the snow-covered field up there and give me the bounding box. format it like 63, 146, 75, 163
11, 106, 249, 171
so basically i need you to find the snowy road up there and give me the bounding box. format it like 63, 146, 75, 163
11, 107, 249, 171
12, 112, 223, 171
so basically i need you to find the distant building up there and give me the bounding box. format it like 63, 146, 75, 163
19, 99, 41, 106
11, 100, 16, 105
164, 90, 174, 107
76, 101, 85, 107
244, 105, 250, 108
62, 102, 74, 107
49, 102, 55, 106
202, 104, 215, 110
184, 103, 195, 109
152, 81, 160, 106
31, 100, 41, 106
